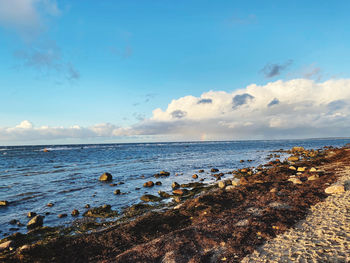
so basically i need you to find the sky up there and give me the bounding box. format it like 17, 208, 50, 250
1, 0, 350, 145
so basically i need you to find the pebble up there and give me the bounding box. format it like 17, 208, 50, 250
143, 181, 154, 187
192, 174, 198, 179
297, 167, 306, 172
288, 178, 302, 184
325, 185, 345, 194
173, 189, 185, 195
99, 172, 113, 182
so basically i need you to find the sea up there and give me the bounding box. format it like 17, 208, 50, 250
1, 138, 350, 238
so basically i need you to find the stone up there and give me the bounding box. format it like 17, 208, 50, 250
85, 204, 90, 208
158, 191, 171, 198
308, 174, 319, 181
99, 172, 112, 182
239, 177, 249, 185
292, 146, 305, 152
198, 169, 204, 173
143, 181, 154, 187
9, 219, 18, 225
155, 181, 162, 186
288, 156, 299, 162
83, 204, 118, 218
173, 196, 181, 203
288, 178, 302, 184
240, 160, 245, 163
211, 168, 219, 173
192, 174, 198, 179
0, 240, 13, 252
58, 213, 67, 218
19, 244, 30, 252
225, 185, 235, 191
309, 167, 317, 172
289, 166, 296, 170
154, 171, 170, 177
173, 189, 185, 195
114, 189, 121, 195
140, 194, 161, 202
218, 181, 226, 189
240, 168, 248, 173
172, 182, 180, 189
47, 202, 54, 207
231, 179, 239, 186
27, 212, 37, 218
71, 209, 79, 216
0, 200, 9, 206
297, 167, 306, 172
27, 215, 44, 229
325, 185, 345, 194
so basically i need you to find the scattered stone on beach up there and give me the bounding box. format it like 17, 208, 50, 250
154, 171, 170, 177
27, 215, 44, 229
0, 240, 13, 252
192, 174, 198, 179
289, 166, 297, 170
143, 181, 154, 187
325, 185, 345, 194
288, 156, 299, 162
198, 169, 204, 173
0, 200, 9, 206
99, 172, 113, 182
27, 212, 37, 218
85, 204, 90, 208
83, 204, 118, 218
114, 189, 121, 195
71, 209, 79, 216
297, 167, 306, 172
211, 168, 219, 172
309, 167, 317, 172
58, 213, 67, 218
308, 174, 319, 181
218, 181, 226, 189
291, 146, 305, 152
47, 202, 54, 207
172, 182, 180, 189
288, 177, 302, 184
158, 191, 171, 198
155, 181, 162, 186
140, 194, 161, 202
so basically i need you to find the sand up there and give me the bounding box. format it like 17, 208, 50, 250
242, 162, 350, 263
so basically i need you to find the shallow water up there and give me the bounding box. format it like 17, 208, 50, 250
0, 139, 349, 238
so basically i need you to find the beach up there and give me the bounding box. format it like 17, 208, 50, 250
0, 144, 350, 262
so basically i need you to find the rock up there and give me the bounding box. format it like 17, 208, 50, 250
85, 204, 90, 208
309, 167, 317, 172
240, 168, 248, 173
83, 204, 118, 218
211, 168, 219, 173
172, 189, 186, 195
192, 174, 198, 179
154, 171, 170, 177
47, 202, 54, 207
218, 181, 226, 189
158, 191, 171, 198
99, 172, 112, 182
225, 185, 235, 191
155, 181, 162, 186
289, 166, 296, 170
114, 189, 121, 195
19, 244, 30, 252
27, 212, 37, 218
27, 215, 44, 229
71, 209, 79, 216
172, 182, 180, 189
9, 219, 18, 225
270, 188, 277, 193
239, 177, 249, 185
173, 196, 181, 203
58, 213, 67, 218
325, 185, 345, 194
268, 202, 291, 210
288, 156, 299, 162
143, 181, 154, 187
140, 194, 161, 202
297, 167, 306, 172
0, 200, 9, 206
292, 146, 305, 152
288, 178, 302, 184
308, 174, 319, 181
240, 160, 244, 163
231, 180, 239, 186
198, 169, 204, 173
0, 240, 13, 252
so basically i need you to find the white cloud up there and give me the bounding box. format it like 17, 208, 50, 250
2, 78, 350, 144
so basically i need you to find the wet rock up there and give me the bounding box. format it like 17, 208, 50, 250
0, 240, 13, 252
27, 212, 37, 218
288, 177, 302, 184
309, 167, 317, 172
109, 183, 118, 186
240, 160, 244, 163
71, 209, 79, 216
0, 200, 9, 207
123, 203, 153, 218
225, 185, 235, 191
325, 185, 345, 194
297, 167, 306, 172
155, 181, 162, 186
114, 189, 121, 195
292, 146, 305, 152
135, 187, 141, 190
173, 196, 181, 203
83, 204, 118, 218
239, 177, 249, 185
154, 171, 170, 177
58, 213, 67, 218
47, 202, 54, 207
211, 168, 219, 173
172, 182, 180, 189
192, 174, 198, 179
117, 182, 125, 185
218, 181, 226, 189
140, 194, 161, 202
307, 174, 319, 181
198, 169, 204, 173
289, 166, 296, 170
19, 244, 31, 252
158, 191, 171, 198
231, 180, 239, 186
85, 204, 90, 208
9, 219, 18, 225
240, 168, 248, 173
143, 181, 154, 187
173, 189, 188, 196
287, 156, 299, 162
99, 172, 112, 182
27, 215, 44, 229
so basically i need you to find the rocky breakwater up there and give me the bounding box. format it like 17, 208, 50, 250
1, 146, 349, 263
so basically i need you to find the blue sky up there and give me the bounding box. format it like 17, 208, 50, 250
1, 1, 350, 145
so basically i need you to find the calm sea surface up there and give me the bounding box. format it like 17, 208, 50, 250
1, 139, 350, 238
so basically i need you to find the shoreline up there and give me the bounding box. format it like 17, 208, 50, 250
1, 145, 349, 262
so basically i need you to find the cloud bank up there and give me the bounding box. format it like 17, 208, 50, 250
2, 78, 350, 144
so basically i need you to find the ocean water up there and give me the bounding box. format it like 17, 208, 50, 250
1, 138, 349, 238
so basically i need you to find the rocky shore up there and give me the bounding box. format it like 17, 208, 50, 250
1, 145, 349, 262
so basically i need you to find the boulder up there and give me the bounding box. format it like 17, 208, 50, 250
27, 215, 43, 229
239, 177, 249, 185
143, 181, 154, 187
71, 209, 79, 216
140, 195, 161, 202
0, 200, 9, 207
325, 185, 345, 194
83, 204, 118, 218
99, 172, 112, 182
